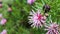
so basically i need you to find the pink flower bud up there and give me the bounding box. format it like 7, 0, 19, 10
0, 4, 2, 8
27, 0, 36, 4
0, 1, 2, 8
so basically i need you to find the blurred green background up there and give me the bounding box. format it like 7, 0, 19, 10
0, 0, 60, 34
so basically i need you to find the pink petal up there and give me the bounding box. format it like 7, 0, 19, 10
46, 30, 51, 34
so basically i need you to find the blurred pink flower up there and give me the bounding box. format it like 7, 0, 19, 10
8, 7, 12, 12
27, 0, 36, 4
0, 18, 7, 25
28, 10, 46, 28
1, 29, 7, 34
45, 23, 59, 34
0, 4, 2, 8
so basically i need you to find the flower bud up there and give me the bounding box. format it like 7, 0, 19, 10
0, 2, 2, 8
43, 4, 50, 13
27, 0, 35, 4
0, 18, 7, 25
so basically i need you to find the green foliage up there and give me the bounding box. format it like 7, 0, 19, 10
0, 0, 60, 34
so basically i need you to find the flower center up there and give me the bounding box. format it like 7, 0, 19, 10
37, 13, 42, 20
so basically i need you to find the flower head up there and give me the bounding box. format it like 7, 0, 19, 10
45, 22, 59, 34
27, 0, 36, 4
28, 10, 46, 28
0, 18, 7, 25
1, 29, 7, 34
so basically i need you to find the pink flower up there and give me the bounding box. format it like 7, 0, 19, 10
45, 22, 59, 34
0, 3, 2, 8
0, 18, 7, 25
28, 10, 46, 28
1, 29, 7, 34
27, 0, 36, 4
